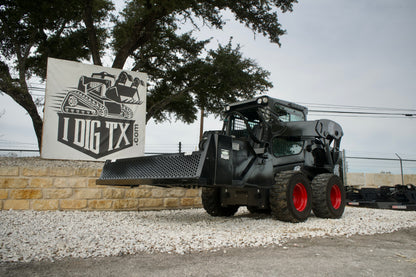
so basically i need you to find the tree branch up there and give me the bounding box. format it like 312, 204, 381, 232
146, 86, 194, 123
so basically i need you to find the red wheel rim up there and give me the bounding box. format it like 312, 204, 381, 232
330, 184, 342, 209
293, 183, 308, 212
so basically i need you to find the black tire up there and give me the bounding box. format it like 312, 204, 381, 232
201, 187, 239, 217
247, 206, 271, 214
312, 173, 346, 218
270, 171, 312, 223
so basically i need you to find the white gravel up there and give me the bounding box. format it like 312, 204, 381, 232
1, 207, 416, 263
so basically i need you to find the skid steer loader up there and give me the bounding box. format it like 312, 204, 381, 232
97, 96, 346, 222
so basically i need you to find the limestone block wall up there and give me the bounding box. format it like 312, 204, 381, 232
1, 158, 415, 211
0, 162, 202, 211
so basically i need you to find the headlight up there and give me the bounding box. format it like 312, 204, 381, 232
257, 98, 263, 104
225, 105, 231, 111
262, 96, 269, 104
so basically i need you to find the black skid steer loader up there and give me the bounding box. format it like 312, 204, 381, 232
97, 96, 346, 222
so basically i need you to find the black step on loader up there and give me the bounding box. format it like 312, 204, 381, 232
97, 96, 346, 222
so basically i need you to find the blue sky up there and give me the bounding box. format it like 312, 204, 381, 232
1, 0, 415, 173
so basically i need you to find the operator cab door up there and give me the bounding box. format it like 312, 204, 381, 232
269, 102, 307, 171
270, 136, 305, 171
224, 112, 268, 184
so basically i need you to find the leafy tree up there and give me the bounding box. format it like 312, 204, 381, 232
0, 0, 298, 149
0, 0, 113, 149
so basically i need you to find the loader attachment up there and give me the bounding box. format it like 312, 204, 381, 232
97, 133, 228, 187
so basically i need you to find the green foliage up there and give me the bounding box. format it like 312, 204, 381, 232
1, 0, 113, 78
0, 0, 298, 147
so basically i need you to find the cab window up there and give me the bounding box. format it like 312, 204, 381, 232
274, 104, 305, 122
272, 137, 304, 157
228, 114, 260, 139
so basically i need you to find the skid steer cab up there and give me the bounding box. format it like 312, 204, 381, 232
98, 96, 346, 222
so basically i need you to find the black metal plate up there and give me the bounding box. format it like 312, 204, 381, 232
98, 152, 203, 185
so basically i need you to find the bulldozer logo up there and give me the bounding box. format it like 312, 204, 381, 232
42, 58, 147, 161
41, 58, 147, 161
53, 70, 145, 159
60, 71, 143, 119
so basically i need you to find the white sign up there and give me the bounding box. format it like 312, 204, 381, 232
41, 58, 147, 161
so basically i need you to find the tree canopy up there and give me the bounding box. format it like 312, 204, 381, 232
0, 0, 298, 149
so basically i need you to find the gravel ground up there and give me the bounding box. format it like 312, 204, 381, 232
1, 207, 416, 263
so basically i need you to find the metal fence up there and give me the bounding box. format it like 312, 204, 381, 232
1, 146, 415, 175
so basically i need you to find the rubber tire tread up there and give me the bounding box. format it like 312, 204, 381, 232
270, 171, 312, 223
312, 173, 346, 218
201, 187, 239, 217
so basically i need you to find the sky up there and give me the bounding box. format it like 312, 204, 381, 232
0, 0, 415, 173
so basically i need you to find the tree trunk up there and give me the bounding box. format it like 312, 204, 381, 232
3, 87, 43, 150
0, 61, 43, 150
83, 0, 102, 66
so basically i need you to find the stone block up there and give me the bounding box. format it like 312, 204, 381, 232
4, 200, 30, 210
44, 188, 73, 199
0, 189, 8, 199
164, 198, 180, 208
22, 167, 49, 176
75, 168, 98, 177
125, 188, 152, 198
60, 199, 87, 209
88, 200, 113, 210
185, 189, 201, 197
103, 188, 125, 199
0, 167, 19, 176
10, 189, 42, 199
87, 179, 104, 188
49, 167, 75, 177
54, 178, 88, 188
30, 178, 53, 188
140, 185, 154, 190
32, 200, 59, 210
166, 188, 185, 198
139, 198, 163, 208
73, 189, 102, 199
113, 199, 140, 210
96, 169, 103, 177
193, 197, 202, 206
180, 198, 195, 206
2, 178, 29, 189
151, 189, 166, 198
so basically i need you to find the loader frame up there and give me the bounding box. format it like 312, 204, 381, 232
98, 96, 347, 222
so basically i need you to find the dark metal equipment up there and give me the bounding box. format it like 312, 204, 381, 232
98, 96, 347, 222
346, 184, 416, 211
